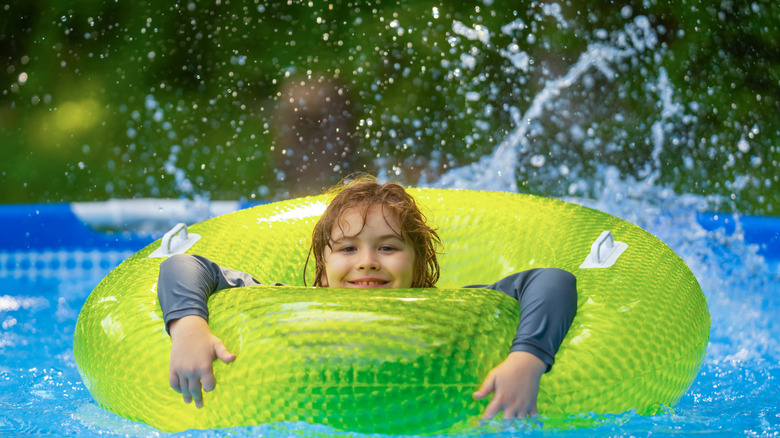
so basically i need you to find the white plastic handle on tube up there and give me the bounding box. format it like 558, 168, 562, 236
148, 223, 201, 258
579, 230, 628, 269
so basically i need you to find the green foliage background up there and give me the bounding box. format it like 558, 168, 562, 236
1, 0, 778, 214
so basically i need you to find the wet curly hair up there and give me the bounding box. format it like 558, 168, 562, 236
304, 174, 442, 287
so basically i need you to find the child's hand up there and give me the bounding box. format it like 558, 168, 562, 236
168, 315, 236, 408
473, 351, 546, 420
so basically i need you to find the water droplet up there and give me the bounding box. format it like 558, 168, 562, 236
465, 91, 480, 101
738, 137, 750, 153
145, 95, 158, 110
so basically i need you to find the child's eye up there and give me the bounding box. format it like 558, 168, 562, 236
338, 246, 357, 253
379, 245, 397, 252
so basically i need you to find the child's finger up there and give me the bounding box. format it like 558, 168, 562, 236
504, 404, 538, 419
473, 373, 496, 400
503, 407, 519, 419
201, 370, 216, 393
179, 376, 192, 403
481, 396, 503, 420
188, 379, 203, 408
169, 372, 182, 393
214, 341, 236, 363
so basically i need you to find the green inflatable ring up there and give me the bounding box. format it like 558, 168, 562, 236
73, 189, 710, 434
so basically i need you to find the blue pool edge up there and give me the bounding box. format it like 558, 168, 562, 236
0, 201, 777, 262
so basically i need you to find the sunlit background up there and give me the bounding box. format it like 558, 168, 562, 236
2, 0, 778, 213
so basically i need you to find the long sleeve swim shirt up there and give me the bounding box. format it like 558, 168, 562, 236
157, 254, 577, 371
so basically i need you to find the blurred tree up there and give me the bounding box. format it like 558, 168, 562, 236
0, 0, 778, 214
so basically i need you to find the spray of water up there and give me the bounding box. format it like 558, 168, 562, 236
430, 13, 779, 369
430, 16, 659, 192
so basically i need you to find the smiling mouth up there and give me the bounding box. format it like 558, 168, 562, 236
348, 280, 390, 287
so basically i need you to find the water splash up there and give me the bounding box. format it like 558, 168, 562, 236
430, 8, 780, 384
565, 166, 779, 366
431, 16, 660, 192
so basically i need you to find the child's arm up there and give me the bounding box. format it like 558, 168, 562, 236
473, 351, 545, 418
168, 315, 236, 408
157, 254, 263, 407
465, 268, 577, 419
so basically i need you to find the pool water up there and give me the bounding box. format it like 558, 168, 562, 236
1, 183, 778, 437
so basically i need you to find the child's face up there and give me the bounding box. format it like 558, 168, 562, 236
321, 203, 415, 288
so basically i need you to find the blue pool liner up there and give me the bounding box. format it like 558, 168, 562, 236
0, 201, 260, 252
1, 203, 778, 262
1, 203, 154, 252
696, 212, 780, 261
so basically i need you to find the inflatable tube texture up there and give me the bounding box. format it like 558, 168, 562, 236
73, 189, 710, 434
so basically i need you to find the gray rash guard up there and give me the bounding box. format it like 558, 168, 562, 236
158, 254, 577, 371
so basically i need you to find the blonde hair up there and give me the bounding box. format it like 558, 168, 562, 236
305, 175, 442, 287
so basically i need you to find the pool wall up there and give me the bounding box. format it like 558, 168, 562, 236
0, 200, 257, 280
1, 201, 777, 280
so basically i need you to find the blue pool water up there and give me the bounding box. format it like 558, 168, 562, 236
1, 187, 778, 437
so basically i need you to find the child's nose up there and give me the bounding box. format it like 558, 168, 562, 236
357, 252, 380, 270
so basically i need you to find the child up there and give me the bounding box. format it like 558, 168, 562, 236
158, 175, 577, 420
